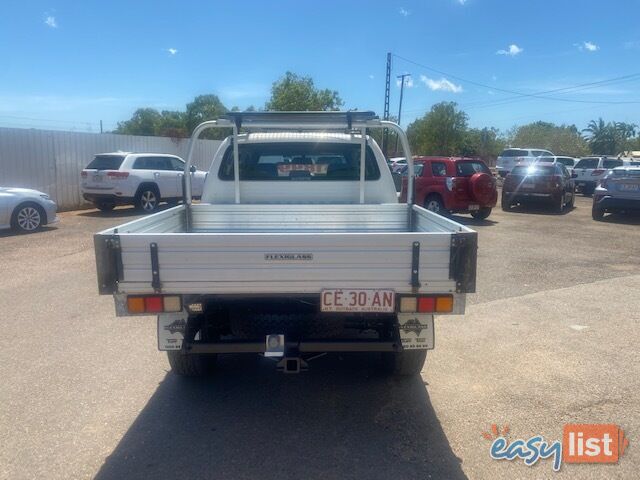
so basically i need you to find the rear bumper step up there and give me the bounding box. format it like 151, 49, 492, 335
185, 340, 401, 354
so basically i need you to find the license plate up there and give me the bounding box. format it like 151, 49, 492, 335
468, 204, 480, 211
620, 184, 639, 191
522, 183, 535, 189
578, 182, 586, 187
93, 175, 102, 182
321, 289, 395, 312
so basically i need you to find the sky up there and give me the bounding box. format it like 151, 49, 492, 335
1, 0, 639, 134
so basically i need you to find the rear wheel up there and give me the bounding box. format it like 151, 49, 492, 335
424, 195, 447, 216
554, 193, 565, 214
167, 350, 217, 377
567, 192, 575, 209
592, 204, 605, 221
381, 350, 427, 376
11, 203, 45, 233
501, 193, 511, 211
470, 207, 492, 220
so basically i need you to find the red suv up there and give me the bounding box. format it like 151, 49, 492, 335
400, 157, 497, 219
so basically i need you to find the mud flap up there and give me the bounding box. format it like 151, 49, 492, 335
158, 311, 188, 351
398, 314, 434, 350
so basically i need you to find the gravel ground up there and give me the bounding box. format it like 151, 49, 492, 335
0, 194, 638, 480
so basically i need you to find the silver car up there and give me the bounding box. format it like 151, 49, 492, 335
0, 187, 59, 233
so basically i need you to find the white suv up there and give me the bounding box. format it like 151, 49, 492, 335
81, 152, 207, 212
496, 148, 554, 177
573, 156, 628, 195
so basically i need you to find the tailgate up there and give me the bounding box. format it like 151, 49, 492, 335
94, 204, 477, 296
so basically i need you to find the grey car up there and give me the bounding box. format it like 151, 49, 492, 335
0, 187, 59, 233
592, 166, 640, 220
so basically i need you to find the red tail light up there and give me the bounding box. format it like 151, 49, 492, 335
591, 169, 605, 176
107, 171, 129, 178
81, 171, 88, 178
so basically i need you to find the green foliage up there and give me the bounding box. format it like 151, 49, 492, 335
406, 102, 469, 156
508, 121, 589, 156
265, 72, 343, 111
114, 108, 163, 136
186, 94, 229, 140
582, 118, 638, 155
462, 128, 506, 163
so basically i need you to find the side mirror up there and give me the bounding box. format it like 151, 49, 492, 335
189, 165, 197, 173
571, 172, 578, 178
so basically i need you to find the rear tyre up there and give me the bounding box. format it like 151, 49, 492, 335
167, 350, 217, 377
592, 204, 605, 221
584, 185, 595, 196
501, 193, 511, 211
381, 350, 427, 376
554, 194, 565, 214
95, 202, 115, 212
135, 185, 160, 213
11, 203, 45, 233
470, 207, 492, 220
567, 192, 575, 210
424, 195, 447, 216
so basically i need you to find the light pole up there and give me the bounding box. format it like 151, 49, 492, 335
395, 73, 411, 155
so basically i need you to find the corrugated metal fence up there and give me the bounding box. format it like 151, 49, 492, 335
0, 127, 222, 211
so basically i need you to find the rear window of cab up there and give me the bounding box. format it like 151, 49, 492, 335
218, 143, 381, 181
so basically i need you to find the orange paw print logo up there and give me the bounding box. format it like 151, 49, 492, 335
482, 424, 510, 441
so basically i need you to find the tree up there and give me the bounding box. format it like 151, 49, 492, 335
508, 121, 589, 156
582, 118, 616, 154
186, 94, 229, 139
462, 128, 506, 164
265, 72, 343, 111
114, 108, 162, 136
406, 102, 468, 155
156, 110, 188, 138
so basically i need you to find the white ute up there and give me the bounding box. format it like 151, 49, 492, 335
93, 112, 478, 376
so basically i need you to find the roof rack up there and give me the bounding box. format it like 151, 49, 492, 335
220, 111, 379, 131
182, 111, 415, 226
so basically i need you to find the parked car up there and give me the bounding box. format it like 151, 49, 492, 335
81, 152, 207, 213
93, 111, 478, 377
400, 156, 497, 219
496, 148, 554, 177
592, 166, 640, 220
388, 157, 407, 173
501, 163, 575, 213
572, 156, 628, 195
0, 187, 58, 233
536, 155, 578, 169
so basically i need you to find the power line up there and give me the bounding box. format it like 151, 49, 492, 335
392, 53, 640, 106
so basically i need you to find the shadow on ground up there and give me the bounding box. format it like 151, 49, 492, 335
599, 211, 640, 225
449, 214, 499, 227
0, 225, 57, 238
95, 354, 465, 480
77, 204, 173, 218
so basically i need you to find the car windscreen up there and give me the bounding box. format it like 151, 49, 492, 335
500, 149, 527, 157
612, 169, 640, 177
218, 143, 381, 181
86, 155, 126, 170
574, 158, 599, 169
511, 165, 555, 176
456, 161, 490, 176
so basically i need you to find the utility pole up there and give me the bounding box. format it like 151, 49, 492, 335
382, 52, 392, 156
100, 120, 103, 134
395, 73, 411, 154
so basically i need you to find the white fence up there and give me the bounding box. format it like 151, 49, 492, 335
0, 127, 222, 211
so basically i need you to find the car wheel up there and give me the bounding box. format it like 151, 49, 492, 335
584, 185, 595, 196
11, 203, 45, 233
136, 186, 160, 213
592, 204, 605, 221
424, 195, 447, 216
567, 192, 575, 209
381, 350, 427, 376
555, 193, 565, 214
501, 193, 511, 211
470, 207, 492, 220
95, 202, 115, 212
167, 350, 217, 377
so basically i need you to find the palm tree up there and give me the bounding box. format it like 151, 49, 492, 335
583, 118, 616, 154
